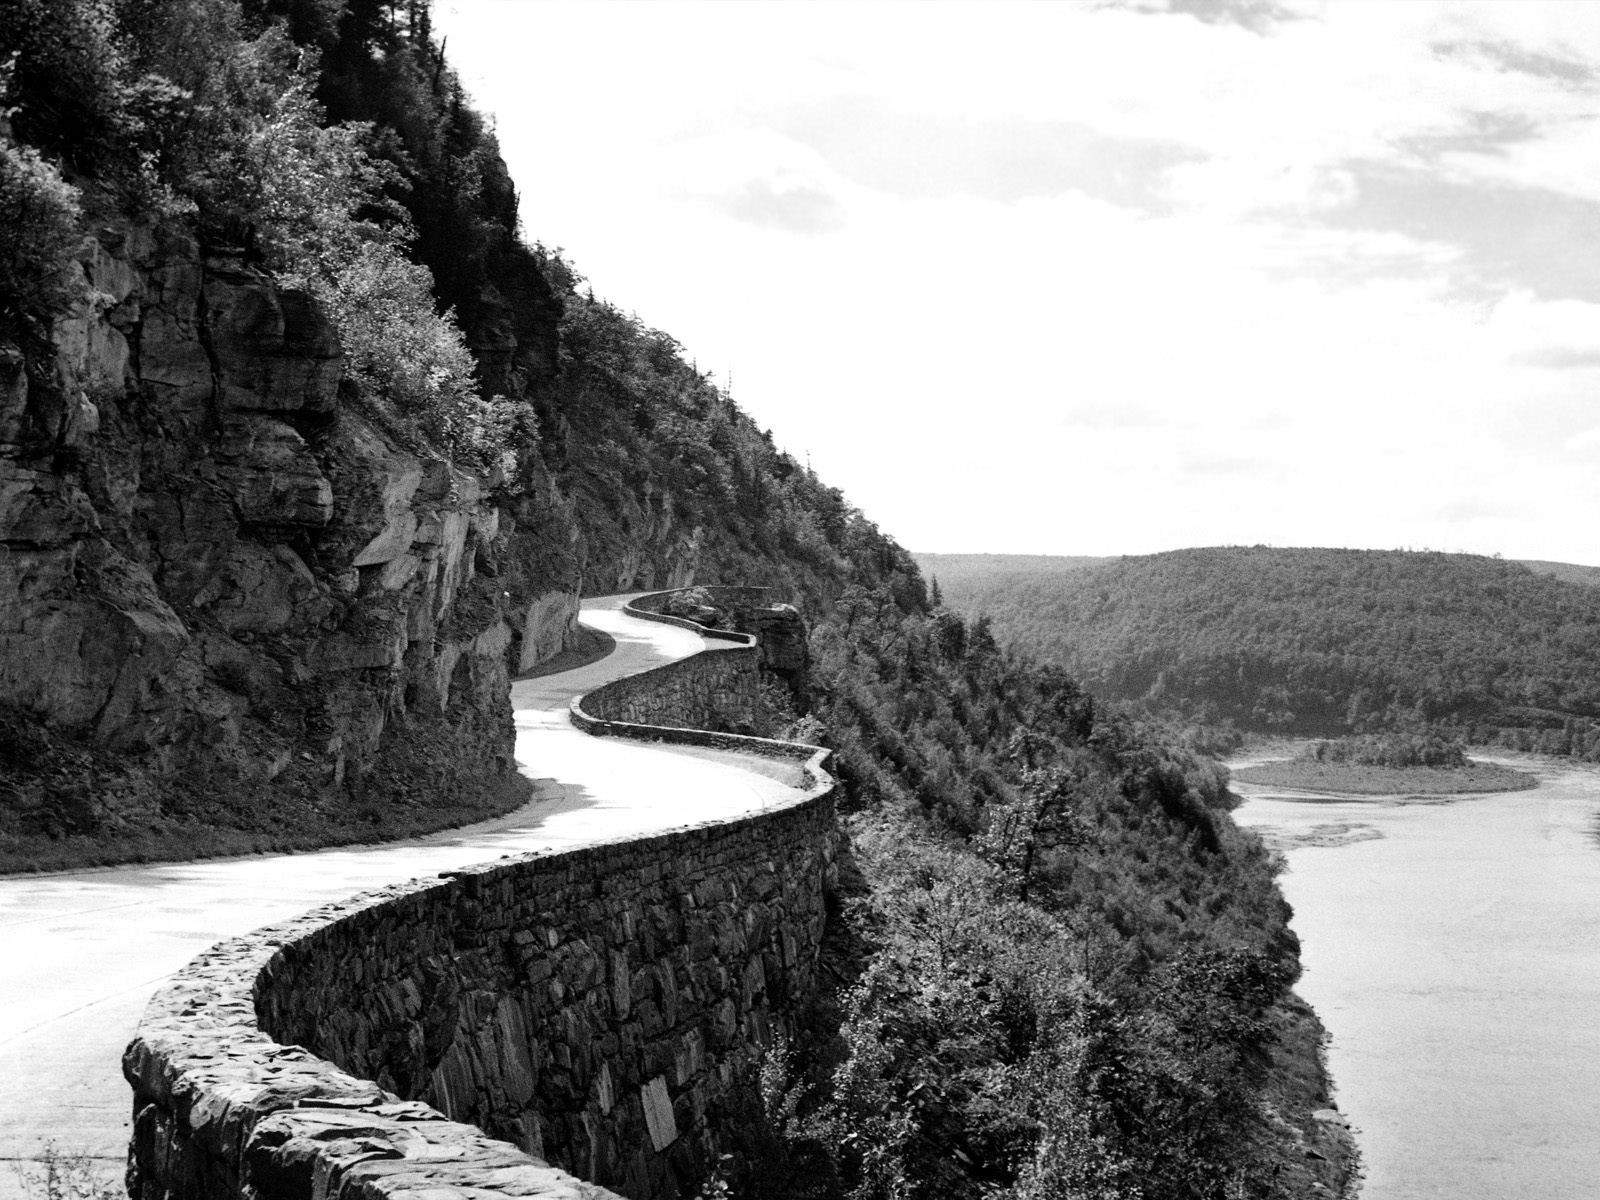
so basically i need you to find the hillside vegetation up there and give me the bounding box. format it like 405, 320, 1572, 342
727, 587, 1354, 1200
930, 546, 1600, 757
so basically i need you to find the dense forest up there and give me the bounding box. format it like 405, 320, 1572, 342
3, 3, 1350, 1197
924, 546, 1600, 757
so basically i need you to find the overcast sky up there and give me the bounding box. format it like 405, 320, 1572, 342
433, 0, 1600, 563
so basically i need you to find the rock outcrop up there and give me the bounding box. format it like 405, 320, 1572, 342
0, 222, 542, 854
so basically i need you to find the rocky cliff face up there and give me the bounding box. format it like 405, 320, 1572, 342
0, 222, 564, 863
0, 212, 864, 870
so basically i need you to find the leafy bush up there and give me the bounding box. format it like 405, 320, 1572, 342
0, 0, 131, 172
309, 238, 511, 466
179, 37, 510, 467
0, 130, 83, 336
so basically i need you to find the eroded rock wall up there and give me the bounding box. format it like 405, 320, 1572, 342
0, 222, 541, 849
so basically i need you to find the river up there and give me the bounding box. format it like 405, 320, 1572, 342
1231, 755, 1600, 1200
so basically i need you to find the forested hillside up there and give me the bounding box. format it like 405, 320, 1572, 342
916, 552, 1113, 607
722, 587, 1353, 1200
3, 3, 1349, 1195
932, 546, 1600, 756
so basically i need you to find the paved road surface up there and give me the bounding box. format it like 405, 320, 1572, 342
0, 595, 802, 1196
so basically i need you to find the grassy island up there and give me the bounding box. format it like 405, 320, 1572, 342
1233, 758, 1536, 794
1234, 733, 1537, 794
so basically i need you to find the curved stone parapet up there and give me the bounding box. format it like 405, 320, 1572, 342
124, 589, 836, 1200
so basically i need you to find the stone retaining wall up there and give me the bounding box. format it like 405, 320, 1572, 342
627, 587, 777, 630
124, 591, 837, 1200
578, 642, 761, 734
623, 587, 810, 711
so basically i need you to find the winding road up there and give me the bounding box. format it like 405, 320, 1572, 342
0, 595, 804, 1195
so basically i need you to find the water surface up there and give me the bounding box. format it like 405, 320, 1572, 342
1233, 757, 1600, 1199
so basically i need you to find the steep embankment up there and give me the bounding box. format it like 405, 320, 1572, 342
929, 546, 1600, 754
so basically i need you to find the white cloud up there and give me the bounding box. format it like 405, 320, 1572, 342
434, 0, 1600, 563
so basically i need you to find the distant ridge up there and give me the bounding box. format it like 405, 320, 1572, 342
925, 545, 1600, 758
919, 549, 1600, 586
913, 551, 1116, 589
1517, 559, 1600, 587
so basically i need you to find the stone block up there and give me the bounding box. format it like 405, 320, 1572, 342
204, 267, 340, 414
213, 415, 333, 528
640, 1076, 678, 1152
610, 950, 631, 1019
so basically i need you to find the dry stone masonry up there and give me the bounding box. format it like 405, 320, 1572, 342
578, 631, 761, 734
125, 591, 839, 1200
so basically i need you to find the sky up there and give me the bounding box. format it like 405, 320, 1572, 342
432, 0, 1600, 563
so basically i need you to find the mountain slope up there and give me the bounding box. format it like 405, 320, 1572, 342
1518, 558, 1600, 588
933, 546, 1600, 755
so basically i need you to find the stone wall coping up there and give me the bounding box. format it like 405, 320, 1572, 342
125, 587, 835, 1200
620, 590, 759, 648
572, 588, 827, 775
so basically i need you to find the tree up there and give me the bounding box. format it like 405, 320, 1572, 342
980, 748, 1097, 903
